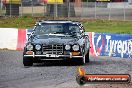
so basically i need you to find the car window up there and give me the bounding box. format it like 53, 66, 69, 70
51, 25, 63, 33
35, 25, 50, 35
34, 23, 81, 35
69, 25, 81, 33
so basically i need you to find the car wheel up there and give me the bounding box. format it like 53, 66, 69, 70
23, 57, 33, 66
85, 50, 90, 63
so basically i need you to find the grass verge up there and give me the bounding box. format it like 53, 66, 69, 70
0, 17, 132, 34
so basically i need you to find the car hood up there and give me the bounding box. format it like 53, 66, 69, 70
32, 34, 82, 45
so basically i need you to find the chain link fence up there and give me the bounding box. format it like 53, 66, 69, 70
0, 0, 132, 21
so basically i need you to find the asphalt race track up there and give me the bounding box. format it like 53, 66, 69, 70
0, 50, 132, 88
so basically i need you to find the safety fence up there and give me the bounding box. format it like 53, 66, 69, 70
0, 28, 131, 58
0, 1, 132, 21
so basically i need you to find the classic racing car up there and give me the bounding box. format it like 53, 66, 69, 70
23, 20, 90, 66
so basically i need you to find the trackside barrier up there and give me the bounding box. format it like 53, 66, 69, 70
88, 32, 132, 58
0, 28, 131, 58
0, 28, 26, 50
16, 29, 26, 50
0, 28, 18, 50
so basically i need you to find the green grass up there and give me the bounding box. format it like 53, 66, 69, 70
83, 20, 132, 34
0, 17, 132, 34
0, 16, 36, 28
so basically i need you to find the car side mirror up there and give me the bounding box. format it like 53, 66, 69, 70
27, 33, 30, 39
80, 30, 84, 33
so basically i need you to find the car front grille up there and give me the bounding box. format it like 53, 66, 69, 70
43, 45, 63, 55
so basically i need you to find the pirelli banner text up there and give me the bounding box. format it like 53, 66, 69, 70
2, 0, 21, 4
47, 0, 63, 4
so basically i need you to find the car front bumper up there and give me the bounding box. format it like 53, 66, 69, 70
23, 52, 83, 60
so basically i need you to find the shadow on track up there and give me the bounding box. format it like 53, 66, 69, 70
23, 59, 104, 67
23, 57, 104, 67
32, 60, 82, 67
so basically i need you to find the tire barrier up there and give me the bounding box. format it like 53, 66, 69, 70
0, 28, 131, 58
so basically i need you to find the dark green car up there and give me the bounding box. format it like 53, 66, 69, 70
23, 20, 90, 66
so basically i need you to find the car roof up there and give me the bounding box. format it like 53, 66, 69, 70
36, 20, 80, 24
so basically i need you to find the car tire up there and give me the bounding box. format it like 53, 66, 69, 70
85, 50, 90, 63
23, 57, 33, 66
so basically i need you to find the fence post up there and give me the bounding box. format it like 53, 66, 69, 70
10, 0, 11, 17
87, 0, 88, 7
54, 3, 55, 18
87, 0, 88, 18
123, 2, 126, 21
109, 1, 111, 20
81, 1, 83, 18
68, 0, 70, 18
56, 2, 58, 17
54, 0, 57, 18
43, 3, 45, 17
0, 0, 2, 16
20, 1, 23, 17
94, 1, 97, 19
31, 0, 33, 16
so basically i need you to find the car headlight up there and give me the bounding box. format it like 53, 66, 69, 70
72, 45, 79, 51
65, 45, 71, 50
35, 44, 41, 50
26, 44, 33, 51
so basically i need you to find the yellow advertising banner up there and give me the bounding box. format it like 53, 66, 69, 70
2, 0, 21, 4
48, 0, 63, 4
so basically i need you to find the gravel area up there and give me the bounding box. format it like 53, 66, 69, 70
0, 50, 132, 88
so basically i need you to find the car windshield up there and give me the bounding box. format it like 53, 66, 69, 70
34, 23, 81, 36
